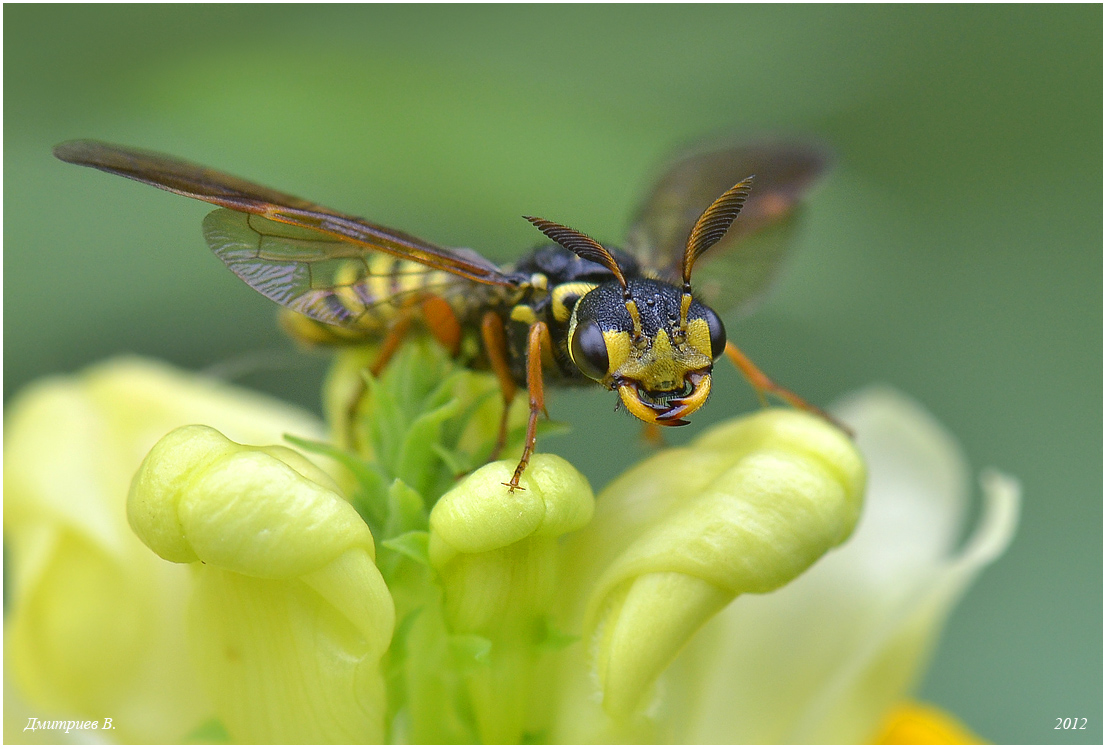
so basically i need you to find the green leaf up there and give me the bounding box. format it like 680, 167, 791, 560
439, 378, 499, 449
395, 397, 461, 495
382, 530, 430, 566
365, 367, 404, 470
385, 479, 429, 537
423, 367, 467, 414
387, 606, 424, 667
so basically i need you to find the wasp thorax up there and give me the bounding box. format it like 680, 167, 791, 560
567, 278, 726, 426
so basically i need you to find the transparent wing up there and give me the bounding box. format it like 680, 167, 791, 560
53, 139, 520, 288
204, 209, 477, 329
625, 141, 830, 314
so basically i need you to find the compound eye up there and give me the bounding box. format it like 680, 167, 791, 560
704, 307, 727, 359
570, 319, 609, 381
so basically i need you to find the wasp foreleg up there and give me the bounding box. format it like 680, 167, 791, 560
506, 320, 552, 491
723, 341, 851, 435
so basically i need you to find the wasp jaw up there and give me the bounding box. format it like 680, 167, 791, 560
616, 371, 712, 427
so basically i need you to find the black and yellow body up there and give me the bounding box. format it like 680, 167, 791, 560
277, 238, 726, 428
275, 241, 646, 387
53, 138, 834, 490
499, 243, 648, 389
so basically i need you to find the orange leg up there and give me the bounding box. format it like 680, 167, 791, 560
506, 320, 552, 491
641, 421, 664, 447
343, 312, 415, 452
422, 296, 462, 357
370, 313, 414, 376
724, 341, 851, 434
480, 311, 517, 461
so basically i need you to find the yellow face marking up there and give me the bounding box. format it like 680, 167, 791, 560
624, 299, 644, 339
510, 304, 537, 325
639, 329, 680, 391
679, 292, 693, 329
551, 282, 596, 323
686, 317, 713, 358
529, 272, 549, 293
601, 329, 632, 374
609, 325, 713, 392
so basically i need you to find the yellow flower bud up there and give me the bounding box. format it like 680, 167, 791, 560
564, 408, 865, 719
427, 455, 594, 742
552, 388, 1019, 744
129, 424, 395, 743
3, 357, 325, 743
130, 425, 365, 575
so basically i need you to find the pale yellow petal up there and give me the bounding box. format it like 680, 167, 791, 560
128, 422, 395, 743
4, 357, 324, 743
659, 388, 1020, 743
553, 408, 865, 734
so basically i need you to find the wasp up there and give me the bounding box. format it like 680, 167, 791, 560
54, 139, 833, 490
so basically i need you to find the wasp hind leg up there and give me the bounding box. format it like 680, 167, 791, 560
723, 341, 851, 435
480, 311, 518, 464
505, 320, 552, 491
338, 313, 416, 452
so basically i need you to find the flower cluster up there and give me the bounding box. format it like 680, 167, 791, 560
4, 342, 1018, 743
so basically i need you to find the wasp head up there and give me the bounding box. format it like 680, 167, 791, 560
526, 174, 751, 426
567, 278, 726, 426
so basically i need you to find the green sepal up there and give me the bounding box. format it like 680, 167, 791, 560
387, 606, 425, 667
376, 480, 430, 578
431, 442, 473, 477
384, 479, 429, 537
535, 615, 579, 652
449, 634, 493, 671
363, 367, 400, 467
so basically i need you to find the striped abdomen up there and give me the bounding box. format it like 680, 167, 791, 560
203, 208, 488, 344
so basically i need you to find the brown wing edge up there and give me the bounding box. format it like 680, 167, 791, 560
53, 139, 520, 288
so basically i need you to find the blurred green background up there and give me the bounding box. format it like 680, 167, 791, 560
4, 5, 1100, 743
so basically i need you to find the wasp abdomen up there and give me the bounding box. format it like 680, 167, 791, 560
204, 208, 484, 345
